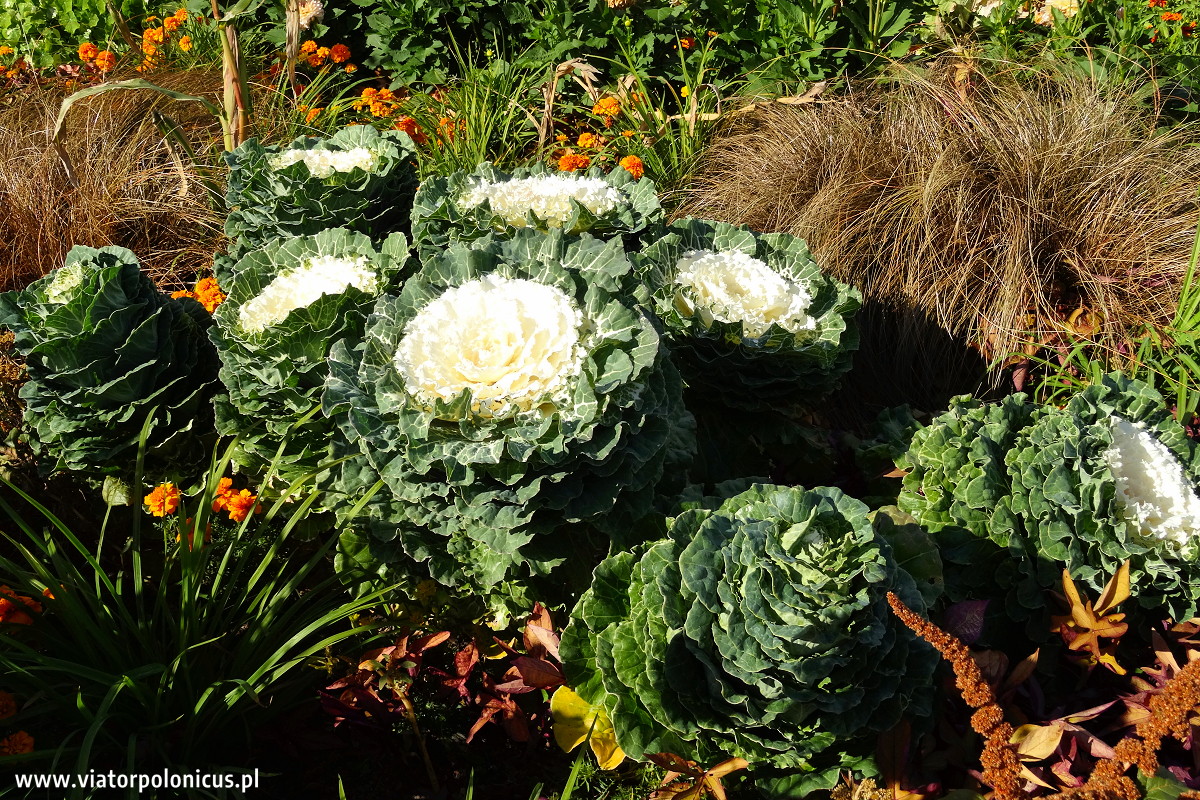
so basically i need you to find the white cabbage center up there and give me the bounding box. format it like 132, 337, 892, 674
45, 263, 86, 304
1104, 417, 1200, 552
269, 147, 380, 179
673, 249, 815, 338
239, 255, 378, 333
394, 275, 585, 416
459, 175, 624, 229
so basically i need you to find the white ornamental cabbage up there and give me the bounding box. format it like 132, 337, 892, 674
673, 249, 815, 338
211, 229, 410, 483
239, 255, 379, 333
268, 147, 381, 179
394, 275, 585, 417
634, 218, 860, 410
410, 161, 662, 256
323, 229, 695, 608
458, 175, 624, 229
1105, 417, 1200, 554
898, 373, 1200, 621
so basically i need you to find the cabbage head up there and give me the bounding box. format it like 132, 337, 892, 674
898, 373, 1200, 620
409, 161, 662, 256
0, 245, 219, 477
209, 229, 411, 485
220, 125, 418, 282
632, 218, 860, 410
322, 227, 694, 605
560, 483, 937, 792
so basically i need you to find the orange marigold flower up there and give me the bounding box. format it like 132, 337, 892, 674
171, 289, 197, 302
300, 39, 318, 54
0, 586, 41, 625
679, 36, 697, 49
144, 483, 181, 517
558, 152, 590, 172
192, 276, 225, 312
592, 96, 620, 117
555, 133, 568, 142
304, 106, 323, 123
173, 7, 189, 21
142, 40, 158, 56
330, 43, 351, 63
618, 154, 644, 179
707, 29, 718, 36
1162, 11, 1183, 19
1147, 0, 1167, 7
344, 63, 357, 73
0, 691, 15, 720
94, 50, 116, 71
211, 476, 236, 513
144, 26, 165, 44
78, 42, 99, 62
178, 35, 192, 52
621, 129, 635, 137
224, 489, 261, 523
0, 731, 33, 755
176, 518, 213, 550
576, 131, 599, 148
0, 46, 13, 57
163, 15, 182, 32
394, 116, 427, 145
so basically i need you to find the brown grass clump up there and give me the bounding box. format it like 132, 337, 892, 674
679, 57, 1200, 401
0, 331, 22, 434
0, 69, 228, 295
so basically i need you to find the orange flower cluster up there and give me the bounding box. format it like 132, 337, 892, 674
886, 593, 1025, 800
558, 152, 591, 172
78, 42, 117, 73
394, 116, 428, 145
592, 96, 621, 119
299, 40, 352, 69
679, 36, 697, 49
212, 477, 261, 523
178, 35, 192, 52
144, 482, 181, 517
576, 131, 599, 148
297, 103, 324, 124
353, 86, 401, 118
0, 586, 42, 626
1148, 0, 1168, 7
618, 154, 644, 179
1162, 11, 1184, 19
172, 276, 225, 313
0, 730, 32, 755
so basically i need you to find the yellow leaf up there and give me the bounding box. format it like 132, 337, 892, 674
1095, 561, 1131, 616
1010, 723, 1063, 761
549, 686, 626, 769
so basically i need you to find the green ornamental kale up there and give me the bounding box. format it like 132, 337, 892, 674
219, 125, 419, 283
409, 161, 662, 256
0, 245, 219, 477
561, 483, 937, 792
322, 227, 694, 604
898, 373, 1200, 620
632, 218, 860, 409
209, 228, 412, 485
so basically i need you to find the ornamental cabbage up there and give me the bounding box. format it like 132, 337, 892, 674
0, 245, 219, 477
560, 483, 937, 792
632, 218, 860, 410
409, 161, 662, 256
220, 125, 418, 283
209, 229, 411, 484
322, 228, 694, 606
898, 373, 1200, 620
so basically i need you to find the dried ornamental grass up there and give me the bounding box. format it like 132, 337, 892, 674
0, 69, 226, 295
678, 58, 1200, 392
